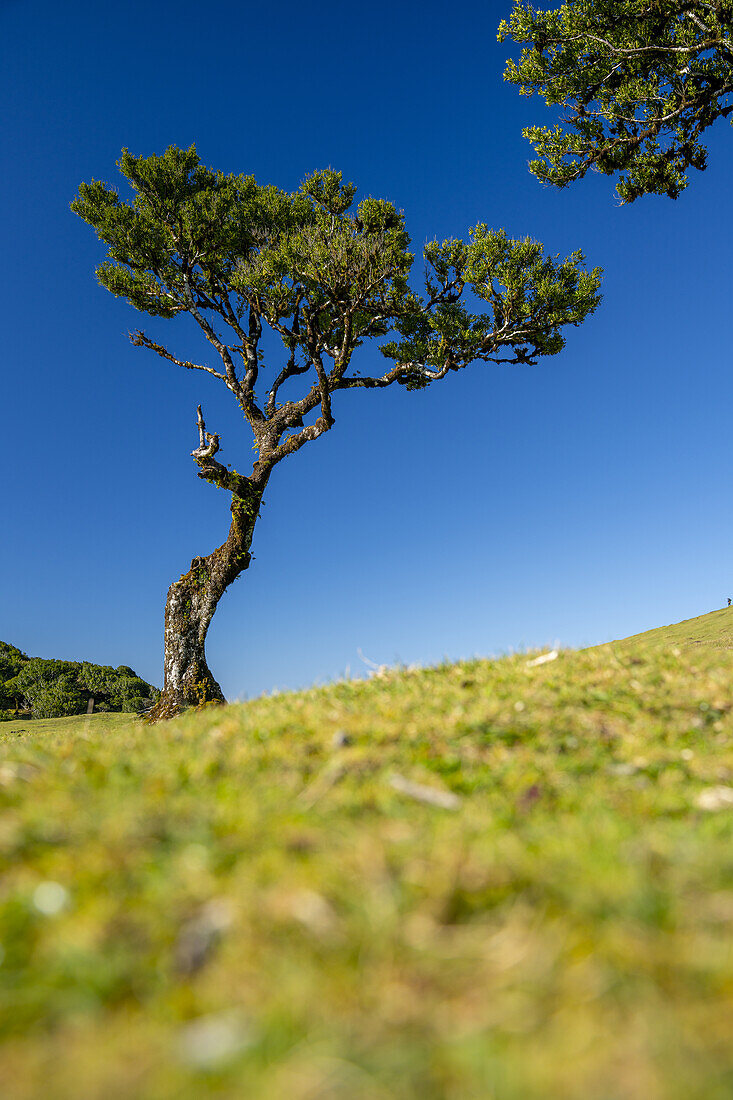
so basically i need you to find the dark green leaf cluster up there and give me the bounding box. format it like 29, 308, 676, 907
72, 146, 301, 317
0, 643, 158, 720
71, 148, 407, 345
381, 227, 602, 372
0, 642, 30, 712
0, 641, 27, 685
231, 169, 413, 352
500, 1, 733, 202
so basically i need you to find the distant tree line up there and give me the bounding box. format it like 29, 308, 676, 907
0, 641, 159, 720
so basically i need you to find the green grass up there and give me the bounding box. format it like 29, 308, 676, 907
608, 606, 733, 651
2, 640, 733, 1099
0, 712, 136, 739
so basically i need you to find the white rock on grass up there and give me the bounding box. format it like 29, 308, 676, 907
695, 786, 733, 811
526, 650, 559, 667
389, 774, 461, 811
177, 1011, 251, 1069
32, 881, 69, 916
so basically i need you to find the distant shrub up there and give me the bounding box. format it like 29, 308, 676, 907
25, 676, 86, 719
78, 662, 119, 698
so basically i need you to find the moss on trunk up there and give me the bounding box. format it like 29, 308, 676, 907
146, 480, 266, 721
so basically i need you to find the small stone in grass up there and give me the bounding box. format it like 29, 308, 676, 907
174, 898, 235, 976
695, 786, 733, 811
389, 774, 461, 811
290, 889, 338, 936
177, 1011, 250, 1069
526, 650, 559, 667
607, 762, 638, 777
32, 881, 69, 916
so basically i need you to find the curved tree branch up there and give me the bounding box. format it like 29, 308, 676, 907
130, 331, 227, 381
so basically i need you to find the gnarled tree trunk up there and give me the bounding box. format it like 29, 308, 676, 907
147, 476, 267, 721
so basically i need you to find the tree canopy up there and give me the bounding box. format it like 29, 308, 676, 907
500, 1, 733, 202
72, 148, 602, 479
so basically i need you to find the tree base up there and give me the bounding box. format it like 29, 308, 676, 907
144, 689, 225, 724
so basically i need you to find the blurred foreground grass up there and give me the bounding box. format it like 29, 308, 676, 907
1, 640, 733, 1099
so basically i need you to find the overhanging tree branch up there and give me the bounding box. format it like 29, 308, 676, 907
500, 0, 733, 202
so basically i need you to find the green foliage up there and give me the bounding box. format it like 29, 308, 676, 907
0, 645, 27, 714
72, 146, 300, 317
382, 227, 601, 374
23, 675, 86, 720
0, 642, 158, 719
234, 169, 413, 350
0, 641, 27, 683
72, 146, 602, 423
500, 1, 733, 202
2, 638, 733, 1096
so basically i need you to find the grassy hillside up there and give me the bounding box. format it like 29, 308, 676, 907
609, 606, 733, 651
2, 641, 733, 1099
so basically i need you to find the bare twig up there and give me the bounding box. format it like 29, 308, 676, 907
191, 405, 220, 460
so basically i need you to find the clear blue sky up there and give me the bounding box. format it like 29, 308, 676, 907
3, 0, 732, 698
